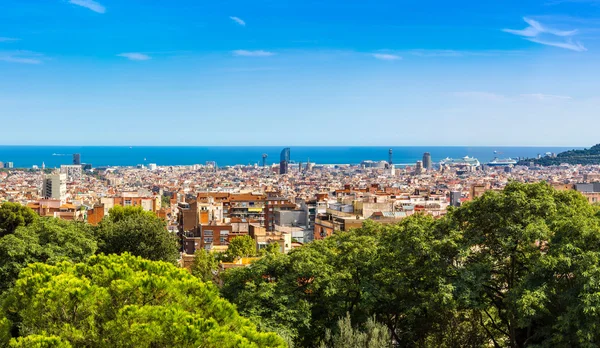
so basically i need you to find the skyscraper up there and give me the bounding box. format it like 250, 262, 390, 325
42, 173, 67, 201
423, 152, 432, 171
280, 148, 290, 174
73, 153, 81, 165
388, 148, 395, 176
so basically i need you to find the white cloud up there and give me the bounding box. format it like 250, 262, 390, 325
0, 51, 44, 64
503, 17, 577, 37
232, 50, 275, 57
526, 37, 587, 51
372, 53, 402, 61
68, 0, 106, 14
520, 93, 573, 100
117, 52, 151, 61
230, 16, 246, 26
0, 37, 19, 43
503, 17, 585, 51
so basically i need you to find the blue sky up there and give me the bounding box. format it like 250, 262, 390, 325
0, 0, 599, 146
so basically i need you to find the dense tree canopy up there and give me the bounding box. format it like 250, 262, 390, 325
0, 202, 37, 237
1, 253, 285, 348
0, 218, 96, 293
94, 206, 179, 263
446, 181, 600, 347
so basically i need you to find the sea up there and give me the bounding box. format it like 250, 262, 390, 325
0, 146, 580, 168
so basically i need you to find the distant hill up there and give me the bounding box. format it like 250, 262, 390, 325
517, 144, 600, 166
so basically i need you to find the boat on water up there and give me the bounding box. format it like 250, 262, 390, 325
487, 157, 517, 166
440, 156, 480, 168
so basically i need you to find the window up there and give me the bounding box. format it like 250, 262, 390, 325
124, 199, 132, 206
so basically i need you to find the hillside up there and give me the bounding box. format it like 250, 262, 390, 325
518, 144, 600, 166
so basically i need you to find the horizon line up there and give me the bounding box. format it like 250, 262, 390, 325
0, 144, 587, 148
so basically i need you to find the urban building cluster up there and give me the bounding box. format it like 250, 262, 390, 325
1, 149, 600, 264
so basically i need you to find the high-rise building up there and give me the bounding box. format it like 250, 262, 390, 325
450, 191, 461, 207
73, 153, 81, 165
423, 152, 432, 171
42, 173, 67, 201
60, 165, 83, 181
5, 162, 14, 169
280, 148, 290, 175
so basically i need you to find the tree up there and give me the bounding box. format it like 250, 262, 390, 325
371, 215, 463, 347
259, 242, 280, 256
226, 235, 256, 261
445, 182, 600, 347
1, 253, 286, 348
94, 206, 179, 263
161, 194, 171, 208
102, 205, 156, 223
0, 202, 37, 237
191, 249, 218, 283
318, 313, 390, 348
222, 217, 482, 348
0, 218, 97, 293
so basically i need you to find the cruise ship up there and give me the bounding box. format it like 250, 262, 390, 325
487, 157, 517, 166
440, 156, 480, 168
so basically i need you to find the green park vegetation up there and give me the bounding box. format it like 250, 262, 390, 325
1, 182, 600, 347
518, 143, 600, 166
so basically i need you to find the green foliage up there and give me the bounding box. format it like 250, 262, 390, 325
446, 181, 600, 347
518, 144, 600, 166
226, 235, 256, 261
259, 242, 280, 256
0, 218, 97, 293
1, 315, 11, 346
222, 217, 454, 347
104, 205, 156, 223
0, 202, 37, 237
191, 249, 218, 283
318, 313, 390, 348
9, 335, 72, 348
1, 253, 286, 348
94, 205, 179, 263
161, 194, 171, 208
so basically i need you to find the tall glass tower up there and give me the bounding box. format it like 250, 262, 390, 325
280, 148, 290, 174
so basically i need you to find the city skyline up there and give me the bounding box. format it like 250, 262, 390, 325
1, 0, 599, 146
